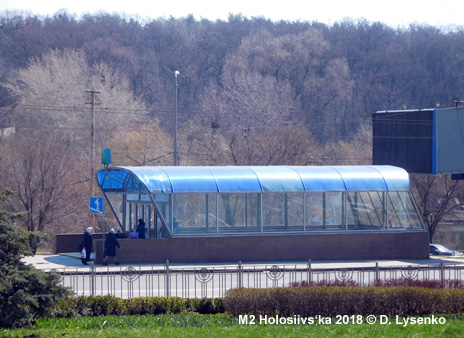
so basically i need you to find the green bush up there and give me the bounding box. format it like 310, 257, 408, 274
51, 295, 124, 318
51, 296, 224, 318
223, 286, 464, 317
185, 297, 225, 314
49, 286, 464, 321
123, 297, 186, 315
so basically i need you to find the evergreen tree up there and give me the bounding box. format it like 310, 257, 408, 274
0, 186, 72, 328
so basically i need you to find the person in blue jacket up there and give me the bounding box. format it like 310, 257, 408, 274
136, 218, 146, 239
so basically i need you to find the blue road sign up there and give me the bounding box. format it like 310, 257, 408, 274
89, 197, 104, 214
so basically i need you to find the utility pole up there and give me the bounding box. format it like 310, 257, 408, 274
174, 70, 179, 166
86, 90, 100, 231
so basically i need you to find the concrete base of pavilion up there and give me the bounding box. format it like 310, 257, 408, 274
80, 231, 430, 264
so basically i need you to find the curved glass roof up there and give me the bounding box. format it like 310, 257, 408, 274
98, 165, 409, 194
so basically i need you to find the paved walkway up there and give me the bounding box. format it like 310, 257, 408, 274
23, 253, 464, 271
23, 254, 464, 298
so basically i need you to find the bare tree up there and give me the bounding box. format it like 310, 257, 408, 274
200, 71, 297, 132
196, 71, 320, 166
4, 48, 148, 146
411, 174, 464, 242
222, 28, 353, 142
0, 133, 85, 236
226, 126, 321, 166
0, 48, 154, 238
106, 119, 173, 166
179, 120, 231, 166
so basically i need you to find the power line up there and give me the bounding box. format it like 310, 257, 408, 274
6, 132, 89, 154
13, 104, 198, 115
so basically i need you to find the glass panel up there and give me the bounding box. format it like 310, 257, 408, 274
176, 193, 208, 233
251, 167, 304, 192
155, 194, 170, 203
98, 170, 126, 190
219, 193, 258, 232
143, 205, 150, 238
294, 167, 346, 191
208, 167, 262, 192
305, 192, 324, 229
287, 193, 304, 231
130, 167, 172, 193
126, 193, 139, 201
163, 167, 218, 193
332, 167, 387, 191
218, 194, 247, 232
246, 194, 259, 230
206, 194, 217, 230
131, 204, 139, 232
125, 193, 151, 202
262, 193, 284, 230
141, 194, 150, 202
154, 194, 172, 234
324, 192, 343, 230
260, 192, 303, 231
368, 191, 385, 228
346, 192, 384, 230
104, 193, 123, 230
164, 197, 172, 235
372, 166, 410, 190
388, 192, 423, 229
124, 201, 131, 232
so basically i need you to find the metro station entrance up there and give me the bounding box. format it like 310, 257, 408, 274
122, 194, 171, 238
93, 165, 429, 263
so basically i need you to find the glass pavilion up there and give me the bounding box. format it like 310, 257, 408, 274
97, 165, 424, 238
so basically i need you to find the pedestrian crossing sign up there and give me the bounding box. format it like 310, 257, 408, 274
89, 197, 104, 214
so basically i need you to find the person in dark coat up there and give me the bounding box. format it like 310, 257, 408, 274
79, 227, 93, 265
103, 228, 120, 265
136, 218, 146, 239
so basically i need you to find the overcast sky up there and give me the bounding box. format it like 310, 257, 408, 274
0, 0, 463, 29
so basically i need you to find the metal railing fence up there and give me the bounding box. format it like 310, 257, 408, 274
47, 260, 464, 299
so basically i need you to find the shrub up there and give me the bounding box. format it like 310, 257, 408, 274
290, 278, 464, 289
373, 278, 464, 289
51, 296, 224, 318
52, 295, 125, 318
223, 286, 464, 317
186, 297, 225, 314
0, 190, 72, 328
123, 297, 186, 315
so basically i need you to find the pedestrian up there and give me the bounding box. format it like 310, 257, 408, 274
79, 227, 93, 265
136, 218, 146, 239
103, 228, 120, 266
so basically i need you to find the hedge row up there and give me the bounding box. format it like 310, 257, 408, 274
51, 295, 224, 318
291, 278, 464, 288
49, 285, 464, 320
223, 286, 464, 317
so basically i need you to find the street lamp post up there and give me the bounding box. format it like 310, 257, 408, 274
174, 70, 179, 166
